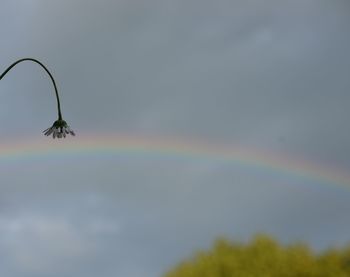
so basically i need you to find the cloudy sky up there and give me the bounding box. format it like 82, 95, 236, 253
1, 0, 350, 276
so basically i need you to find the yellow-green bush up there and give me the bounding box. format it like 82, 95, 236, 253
164, 235, 350, 277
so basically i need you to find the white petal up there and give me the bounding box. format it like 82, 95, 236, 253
44, 128, 53, 136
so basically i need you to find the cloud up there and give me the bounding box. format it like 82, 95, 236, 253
1, 0, 350, 276
0, 214, 90, 274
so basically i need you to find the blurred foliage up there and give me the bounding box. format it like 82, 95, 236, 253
164, 235, 350, 277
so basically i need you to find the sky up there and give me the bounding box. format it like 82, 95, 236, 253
0, 0, 350, 276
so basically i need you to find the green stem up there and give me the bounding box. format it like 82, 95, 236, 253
0, 58, 63, 120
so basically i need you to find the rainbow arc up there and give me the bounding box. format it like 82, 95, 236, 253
0, 133, 349, 188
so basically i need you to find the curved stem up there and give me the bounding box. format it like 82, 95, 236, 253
0, 58, 62, 120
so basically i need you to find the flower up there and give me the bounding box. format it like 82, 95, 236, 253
43, 119, 75, 139
1, 59, 76, 139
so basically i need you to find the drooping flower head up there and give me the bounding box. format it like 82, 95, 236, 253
43, 119, 75, 139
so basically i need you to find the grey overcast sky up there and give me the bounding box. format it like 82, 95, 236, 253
1, 0, 350, 276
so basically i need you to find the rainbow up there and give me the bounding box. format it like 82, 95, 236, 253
0, 132, 349, 189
